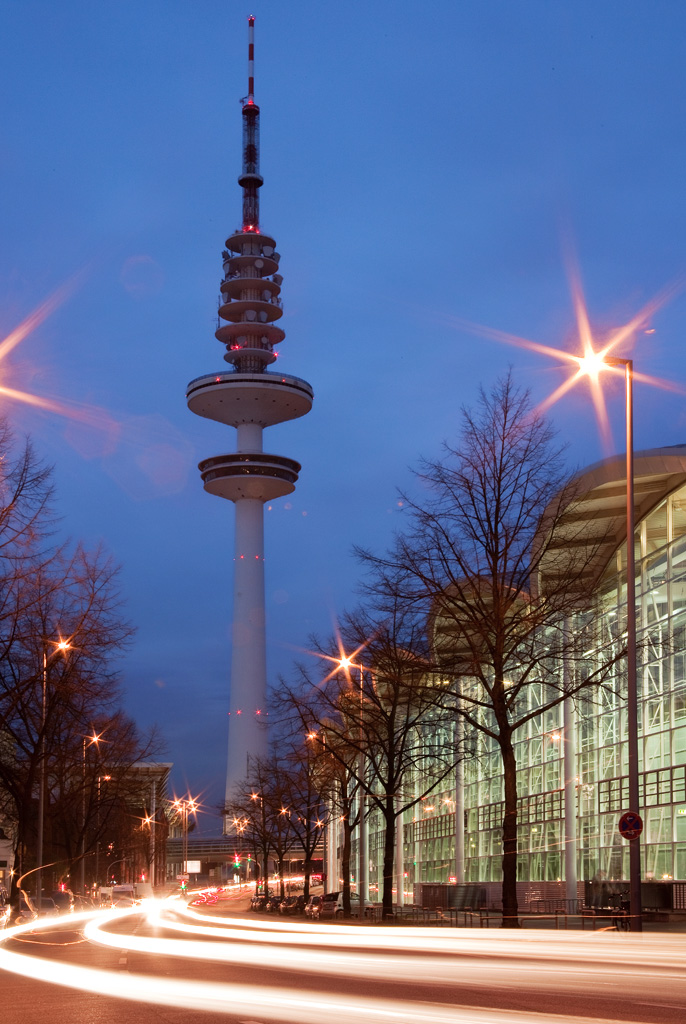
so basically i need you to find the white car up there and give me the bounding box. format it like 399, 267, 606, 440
34, 896, 60, 917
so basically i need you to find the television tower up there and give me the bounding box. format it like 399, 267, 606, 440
187, 16, 313, 809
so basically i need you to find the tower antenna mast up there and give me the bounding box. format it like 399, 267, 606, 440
247, 13, 255, 100
240, 15, 262, 232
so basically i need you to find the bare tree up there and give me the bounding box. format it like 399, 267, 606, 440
226, 771, 273, 895
281, 599, 457, 919
273, 693, 358, 911
0, 425, 158, 903
226, 757, 298, 899
49, 712, 164, 887
277, 743, 328, 900
314, 729, 359, 916
356, 372, 627, 926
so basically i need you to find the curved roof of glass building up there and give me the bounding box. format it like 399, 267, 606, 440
537, 444, 686, 591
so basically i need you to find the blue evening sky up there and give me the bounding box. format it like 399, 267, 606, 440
2, 1, 686, 825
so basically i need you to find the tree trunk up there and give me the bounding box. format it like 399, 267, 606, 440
10, 838, 24, 914
262, 843, 269, 893
10, 805, 32, 911
500, 732, 519, 927
381, 797, 396, 920
341, 818, 352, 917
303, 856, 311, 900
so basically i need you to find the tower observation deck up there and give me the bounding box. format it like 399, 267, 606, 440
187, 16, 313, 810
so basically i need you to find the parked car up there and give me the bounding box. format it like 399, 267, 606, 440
264, 894, 282, 913
318, 891, 362, 919
304, 895, 323, 919
279, 895, 306, 916
51, 890, 74, 915
34, 896, 60, 918
250, 893, 270, 912
14, 894, 38, 925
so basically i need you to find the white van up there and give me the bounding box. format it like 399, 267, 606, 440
318, 890, 362, 919
112, 884, 136, 907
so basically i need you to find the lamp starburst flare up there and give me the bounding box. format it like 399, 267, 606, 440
295, 620, 372, 690
449, 262, 686, 452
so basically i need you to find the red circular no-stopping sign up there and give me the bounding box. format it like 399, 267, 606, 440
618, 810, 643, 841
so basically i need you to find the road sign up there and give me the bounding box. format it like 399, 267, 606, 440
618, 810, 643, 841
177, 873, 189, 881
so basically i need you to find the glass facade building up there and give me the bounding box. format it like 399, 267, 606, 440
334, 446, 686, 895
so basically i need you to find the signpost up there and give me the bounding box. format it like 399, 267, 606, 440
618, 811, 643, 842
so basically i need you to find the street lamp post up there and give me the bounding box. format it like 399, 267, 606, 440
557, 351, 641, 929
142, 812, 158, 888
80, 733, 102, 895
228, 813, 249, 887
307, 729, 331, 892
172, 796, 198, 883
94, 773, 111, 888
36, 638, 71, 912
106, 857, 126, 884
606, 356, 642, 931
149, 780, 157, 888
250, 792, 267, 892
340, 656, 368, 910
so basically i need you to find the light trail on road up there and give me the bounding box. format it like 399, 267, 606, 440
80, 902, 685, 994
2, 898, 686, 1023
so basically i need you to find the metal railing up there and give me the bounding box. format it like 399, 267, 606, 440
528, 898, 581, 914
320, 904, 632, 931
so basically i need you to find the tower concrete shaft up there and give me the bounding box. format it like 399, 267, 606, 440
187, 16, 313, 812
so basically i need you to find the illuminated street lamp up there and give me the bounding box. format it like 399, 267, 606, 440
94, 773, 111, 887
515, 341, 642, 927
80, 732, 102, 894
533, 346, 642, 927
338, 654, 368, 909
249, 791, 268, 892
141, 810, 160, 889
306, 729, 331, 887
36, 637, 71, 912
172, 795, 198, 882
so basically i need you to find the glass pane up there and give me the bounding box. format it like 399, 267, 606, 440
672, 489, 686, 542
645, 501, 668, 555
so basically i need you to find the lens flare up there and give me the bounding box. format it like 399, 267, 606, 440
0, 269, 122, 442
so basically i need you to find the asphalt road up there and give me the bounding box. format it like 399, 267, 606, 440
2, 898, 686, 1024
